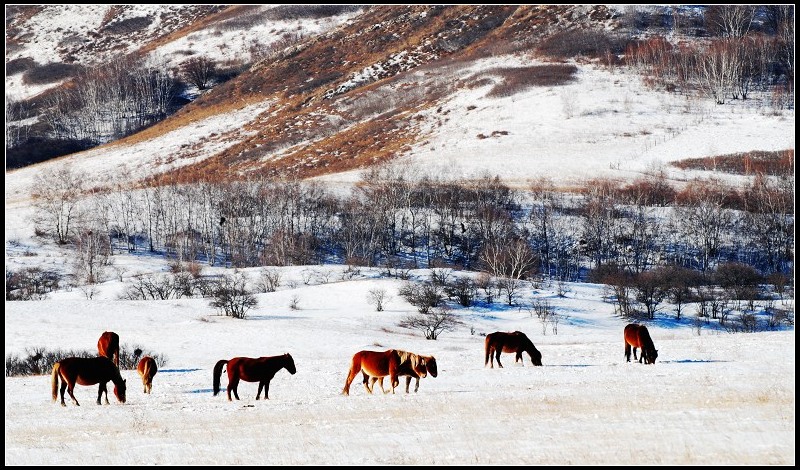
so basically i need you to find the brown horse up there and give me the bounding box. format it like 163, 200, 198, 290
51, 356, 127, 406
343, 349, 404, 396
624, 323, 658, 364
484, 331, 543, 368
97, 331, 120, 368
137, 356, 158, 394
213, 354, 296, 401
362, 351, 438, 394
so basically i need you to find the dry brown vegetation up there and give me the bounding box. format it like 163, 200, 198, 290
671, 150, 794, 177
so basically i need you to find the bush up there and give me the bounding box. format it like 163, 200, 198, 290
5, 345, 167, 377
537, 29, 629, 60
484, 65, 578, 98
209, 272, 257, 319
398, 282, 445, 314
6, 267, 61, 300
6, 57, 37, 75
22, 62, 84, 85
399, 305, 462, 340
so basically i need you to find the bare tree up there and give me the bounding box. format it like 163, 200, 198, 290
31, 166, 86, 244
399, 305, 462, 340
181, 57, 217, 90
705, 5, 756, 38
73, 229, 111, 285
673, 180, 733, 272
367, 288, 390, 312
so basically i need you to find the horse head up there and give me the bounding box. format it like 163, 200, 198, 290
424, 356, 438, 378
644, 349, 658, 365
529, 347, 543, 366
114, 379, 127, 403
284, 353, 297, 375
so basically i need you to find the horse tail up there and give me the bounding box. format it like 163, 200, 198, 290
51, 362, 61, 402
213, 360, 228, 396
342, 352, 362, 396
484, 335, 492, 366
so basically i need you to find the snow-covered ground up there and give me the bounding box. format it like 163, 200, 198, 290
4, 266, 795, 465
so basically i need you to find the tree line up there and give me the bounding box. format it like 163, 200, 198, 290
29, 164, 793, 290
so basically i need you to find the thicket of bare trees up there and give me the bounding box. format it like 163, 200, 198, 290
626, 5, 794, 106
26, 164, 793, 325
43, 58, 178, 144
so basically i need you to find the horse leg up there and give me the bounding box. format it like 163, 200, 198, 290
516, 351, 524, 366
66, 383, 80, 406
97, 383, 107, 405
59, 381, 68, 407
633, 347, 640, 362
362, 372, 373, 394
256, 382, 265, 400
495, 350, 504, 368
625, 342, 632, 362
228, 376, 240, 401
262, 380, 271, 400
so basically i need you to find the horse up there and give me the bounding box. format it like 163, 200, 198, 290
213, 354, 296, 401
484, 331, 543, 368
97, 331, 120, 368
137, 356, 158, 394
51, 356, 127, 406
624, 323, 658, 364
362, 350, 438, 394
342, 349, 404, 396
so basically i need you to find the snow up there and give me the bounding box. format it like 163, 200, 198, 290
4, 266, 795, 465
4, 7, 795, 465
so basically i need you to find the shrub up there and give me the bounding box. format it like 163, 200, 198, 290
22, 62, 84, 85
485, 65, 578, 98
537, 29, 629, 60
6, 267, 61, 300
6, 57, 37, 75
5, 345, 167, 377
398, 305, 462, 340
398, 282, 445, 314
209, 272, 257, 319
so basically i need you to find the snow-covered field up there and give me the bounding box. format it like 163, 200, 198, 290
4, 266, 795, 465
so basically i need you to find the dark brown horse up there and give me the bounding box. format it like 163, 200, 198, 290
97, 331, 120, 368
137, 356, 158, 394
362, 350, 438, 394
624, 323, 658, 364
484, 331, 543, 368
343, 349, 404, 396
51, 356, 127, 406
213, 354, 296, 401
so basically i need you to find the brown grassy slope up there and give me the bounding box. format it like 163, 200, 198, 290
152, 5, 596, 184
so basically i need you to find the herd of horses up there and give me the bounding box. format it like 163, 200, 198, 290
49, 324, 658, 406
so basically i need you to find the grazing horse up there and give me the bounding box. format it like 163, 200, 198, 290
213, 354, 296, 401
343, 349, 404, 396
97, 331, 120, 368
51, 356, 127, 406
484, 331, 543, 368
363, 351, 438, 394
624, 323, 658, 364
137, 356, 158, 394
